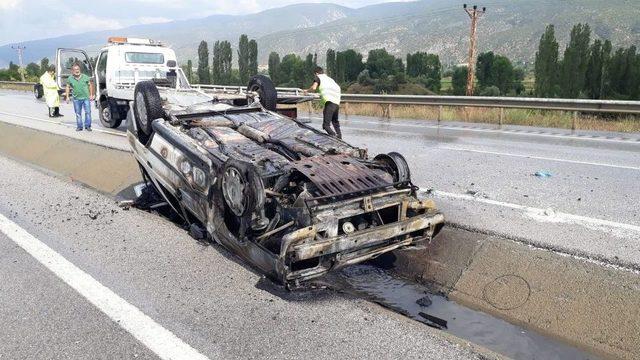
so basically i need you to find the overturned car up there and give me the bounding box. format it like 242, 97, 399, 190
128, 77, 444, 288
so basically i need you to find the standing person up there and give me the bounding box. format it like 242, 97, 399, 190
65, 63, 94, 131
39, 65, 62, 117
306, 66, 342, 139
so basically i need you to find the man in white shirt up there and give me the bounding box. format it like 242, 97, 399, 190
307, 66, 342, 139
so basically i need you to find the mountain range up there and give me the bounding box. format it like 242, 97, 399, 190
1, 0, 639, 68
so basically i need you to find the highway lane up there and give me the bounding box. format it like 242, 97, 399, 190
0, 155, 484, 359
0, 231, 157, 360
1, 88, 639, 267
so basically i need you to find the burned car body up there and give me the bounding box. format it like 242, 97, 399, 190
128, 78, 444, 287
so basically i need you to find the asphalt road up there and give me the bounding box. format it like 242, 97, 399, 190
1, 88, 639, 358
0, 154, 483, 359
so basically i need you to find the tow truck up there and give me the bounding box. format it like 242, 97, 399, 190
53, 37, 312, 128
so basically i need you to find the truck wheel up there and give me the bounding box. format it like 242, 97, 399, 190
133, 81, 164, 141
247, 75, 277, 111
98, 100, 122, 128
34, 84, 43, 99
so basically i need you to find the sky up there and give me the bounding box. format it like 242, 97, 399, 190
0, 0, 410, 46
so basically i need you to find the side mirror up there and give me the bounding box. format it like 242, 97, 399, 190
166, 60, 177, 68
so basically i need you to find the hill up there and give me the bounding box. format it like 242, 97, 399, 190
1, 0, 639, 68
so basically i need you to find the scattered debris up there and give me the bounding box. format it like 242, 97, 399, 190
118, 200, 134, 210
465, 189, 489, 198
416, 295, 432, 307
534, 171, 553, 178
419, 312, 448, 329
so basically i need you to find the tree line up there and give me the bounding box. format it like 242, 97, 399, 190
535, 24, 640, 100
191, 34, 259, 86
2, 25, 638, 101
0, 57, 51, 82
268, 48, 445, 95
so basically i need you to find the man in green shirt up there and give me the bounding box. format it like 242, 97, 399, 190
65, 62, 95, 131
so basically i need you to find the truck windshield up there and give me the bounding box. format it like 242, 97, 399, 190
125, 52, 165, 64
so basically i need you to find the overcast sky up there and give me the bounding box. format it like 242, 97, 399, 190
0, 0, 408, 46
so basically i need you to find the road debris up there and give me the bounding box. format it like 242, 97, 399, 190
416, 295, 433, 307
534, 171, 553, 178
419, 312, 448, 329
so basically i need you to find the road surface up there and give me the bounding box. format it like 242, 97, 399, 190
2, 88, 638, 268
1, 88, 639, 358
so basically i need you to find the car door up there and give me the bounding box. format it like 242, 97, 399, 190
55, 48, 94, 89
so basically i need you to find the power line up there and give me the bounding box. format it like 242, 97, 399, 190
11, 45, 26, 82
463, 4, 486, 96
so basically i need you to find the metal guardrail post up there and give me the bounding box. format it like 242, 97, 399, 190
437, 105, 442, 125
572, 111, 578, 132
499, 107, 504, 128
344, 102, 349, 120
380, 104, 391, 119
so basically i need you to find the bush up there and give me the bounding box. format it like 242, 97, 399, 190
357, 69, 374, 86
479, 86, 501, 96
373, 76, 399, 94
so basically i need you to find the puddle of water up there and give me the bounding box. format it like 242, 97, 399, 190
333, 264, 598, 360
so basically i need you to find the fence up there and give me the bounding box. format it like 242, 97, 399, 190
5, 80, 640, 129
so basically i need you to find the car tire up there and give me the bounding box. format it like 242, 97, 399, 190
98, 99, 122, 128
34, 84, 43, 99
374, 152, 411, 186
133, 81, 164, 142
247, 75, 277, 111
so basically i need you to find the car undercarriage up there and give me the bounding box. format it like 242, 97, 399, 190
128, 78, 444, 288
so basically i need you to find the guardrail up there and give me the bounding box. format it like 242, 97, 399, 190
5, 80, 640, 118
0, 80, 36, 92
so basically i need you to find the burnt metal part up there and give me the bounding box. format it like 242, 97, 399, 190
292, 154, 391, 198
419, 312, 448, 329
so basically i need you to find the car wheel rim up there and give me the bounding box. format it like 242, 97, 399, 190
102, 105, 111, 122
222, 167, 246, 216
135, 92, 148, 127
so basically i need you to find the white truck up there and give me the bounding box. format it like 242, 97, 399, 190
55, 37, 188, 128
54, 37, 308, 129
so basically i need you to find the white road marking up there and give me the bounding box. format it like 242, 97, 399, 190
429, 190, 640, 234
0, 212, 213, 360
438, 146, 640, 171
0, 111, 126, 137
305, 116, 640, 144
358, 120, 640, 144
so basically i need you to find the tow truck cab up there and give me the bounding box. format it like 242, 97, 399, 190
56, 37, 183, 129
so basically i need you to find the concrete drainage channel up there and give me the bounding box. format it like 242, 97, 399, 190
1, 121, 638, 359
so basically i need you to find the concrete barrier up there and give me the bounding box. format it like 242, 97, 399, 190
0, 121, 139, 195
390, 227, 640, 359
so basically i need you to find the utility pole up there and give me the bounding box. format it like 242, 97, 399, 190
11, 45, 26, 82
463, 4, 486, 96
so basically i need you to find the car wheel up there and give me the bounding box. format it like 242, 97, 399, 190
34, 84, 43, 99
374, 152, 411, 186
247, 75, 277, 111
133, 81, 164, 142
220, 159, 265, 217
98, 100, 122, 128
